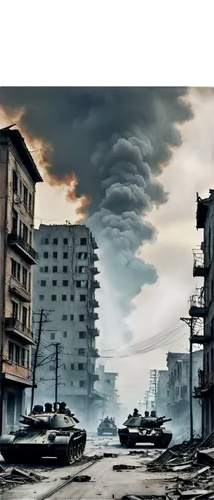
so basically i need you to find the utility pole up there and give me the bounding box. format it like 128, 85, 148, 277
31, 309, 44, 412
149, 369, 159, 412
180, 316, 194, 441
55, 342, 60, 406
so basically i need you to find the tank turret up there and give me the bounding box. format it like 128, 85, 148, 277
0, 402, 86, 465
118, 412, 172, 449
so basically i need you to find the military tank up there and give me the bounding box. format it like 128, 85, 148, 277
0, 402, 87, 465
118, 409, 172, 449
97, 416, 117, 436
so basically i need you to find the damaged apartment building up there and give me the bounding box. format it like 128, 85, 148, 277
166, 350, 203, 435
32, 224, 101, 423
95, 364, 120, 419
189, 189, 214, 437
0, 126, 43, 433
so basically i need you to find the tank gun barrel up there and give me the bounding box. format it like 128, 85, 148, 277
157, 417, 172, 424
19, 414, 41, 425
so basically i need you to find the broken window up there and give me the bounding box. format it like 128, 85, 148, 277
78, 348, 85, 356
76, 280, 87, 288
77, 252, 88, 260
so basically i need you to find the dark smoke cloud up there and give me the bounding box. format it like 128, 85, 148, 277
1, 87, 193, 342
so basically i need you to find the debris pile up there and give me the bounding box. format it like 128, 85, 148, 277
0, 466, 44, 493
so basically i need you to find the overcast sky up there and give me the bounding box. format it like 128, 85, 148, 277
1, 87, 213, 410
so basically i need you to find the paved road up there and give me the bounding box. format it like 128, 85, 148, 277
1, 435, 171, 500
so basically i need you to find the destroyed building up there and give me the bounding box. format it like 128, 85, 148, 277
156, 370, 170, 416
190, 189, 214, 437
95, 364, 120, 418
31, 223, 101, 422
167, 350, 203, 435
0, 127, 43, 434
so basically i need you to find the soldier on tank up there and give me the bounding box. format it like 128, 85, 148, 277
45, 403, 53, 413
151, 410, 156, 417
144, 411, 149, 417
133, 408, 139, 417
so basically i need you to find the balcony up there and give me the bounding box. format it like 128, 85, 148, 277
91, 252, 99, 262
8, 233, 38, 264
92, 237, 98, 250
5, 317, 34, 344
189, 288, 208, 317
88, 327, 100, 337
89, 348, 99, 358
91, 299, 99, 308
192, 249, 209, 277
89, 373, 99, 382
9, 277, 31, 303
190, 333, 212, 345
91, 280, 100, 289
90, 312, 99, 321
193, 369, 214, 399
90, 266, 99, 275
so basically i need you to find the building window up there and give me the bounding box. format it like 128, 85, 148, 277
62, 295, 67, 301
79, 381, 85, 388
63, 331, 67, 338
80, 238, 87, 245
51, 295, 57, 301
22, 223, 28, 243
49, 365, 54, 371
40, 267, 43, 272
41, 280, 46, 287
11, 259, 21, 281
78, 266, 86, 273
12, 209, 18, 233
23, 185, 28, 206
70, 381, 74, 386
62, 314, 67, 320
63, 238, 68, 244
12, 300, 18, 319
63, 280, 68, 286
76, 280, 87, 288
53, 238, 58, 244
78, 348, 85, 355
70, 314, 74, 320
50, 333, 55, 340
80, 294, 86, 302
70, 295, 74, 301
79, 314, 84, 321
63, 252, 68, 258
71, 363, 74, 370
8, 341, 13, 361
13, 170, 18, 193
78, 363, 84, 370
53, 266, 58, 273
22, 267, 28, 289
52, 280, 57, 286
39, 295, 44, 301
63, 266, 68, 273
44, 238, 49, 244
63, 364, 66, 370
15, 345, 20, 364
105, 379, 111, 384
53, 252, 58, 259
28, 193, 32, 214
79, 331, 86, 339
22, 306, 27, 326
77, 252, 88, 259
44, 252, 48, 258
44, 266, 48, 273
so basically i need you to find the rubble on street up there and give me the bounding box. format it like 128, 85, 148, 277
0, 466, 44, 495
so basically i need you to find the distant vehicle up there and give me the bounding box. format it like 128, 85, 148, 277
118, 410, 172, 448
97, 416, 117, 436
0, 402, 86, 465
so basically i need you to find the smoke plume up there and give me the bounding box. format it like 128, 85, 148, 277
1, 87, 193, 343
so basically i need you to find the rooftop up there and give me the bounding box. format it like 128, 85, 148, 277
0, 127, 43, 183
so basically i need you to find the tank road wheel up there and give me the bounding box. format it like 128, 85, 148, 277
57, 440, 74, 466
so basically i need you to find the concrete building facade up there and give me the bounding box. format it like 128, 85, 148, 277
166, 351, 203, 435
0, 127, 43, 433
190, 189, 214, 437
156, 370, 170, 417
95, 364, 119, 419
32, 224, 101, 423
